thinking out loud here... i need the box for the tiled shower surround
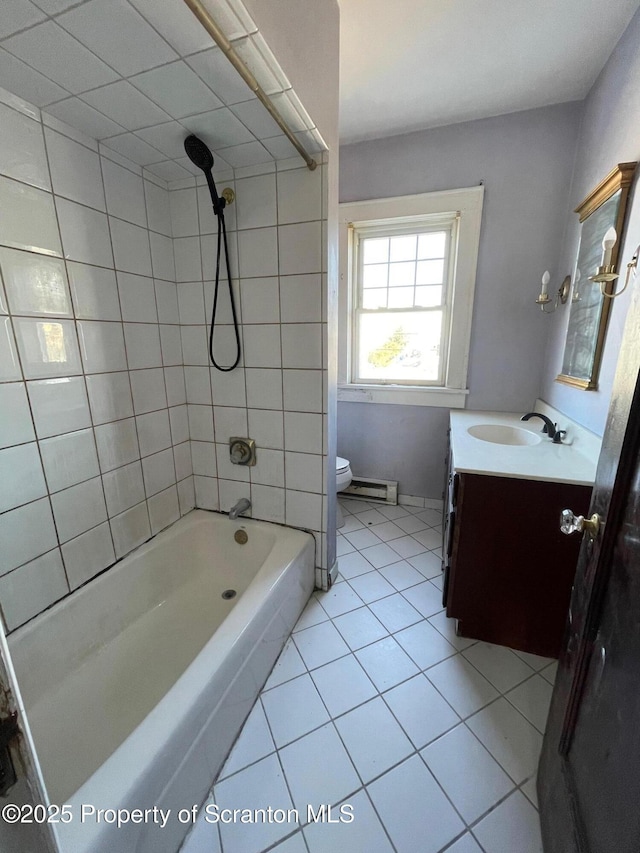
[0,88,330,632]
[169,158,329,573]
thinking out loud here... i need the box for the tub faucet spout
[229,498,251,520]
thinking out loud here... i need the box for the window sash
[350,220,457,387]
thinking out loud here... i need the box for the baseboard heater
[341,477,398,505]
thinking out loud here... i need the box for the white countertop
[450,407,600,486]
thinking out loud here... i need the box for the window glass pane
[388,287,414,308]
[416,259,444,284]
[362,288,388,309]
[418,232,446,259]
[363,237,389,264]
[415,286,443,307]
[363,263,388,288]
[389,234,417,262]
[358,311,443,383]
[388,261,415,287]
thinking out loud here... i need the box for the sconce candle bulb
[541,270,550,297]
[536,271,571,313]
[601,226,617,267]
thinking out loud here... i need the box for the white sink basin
[467,424,542,446]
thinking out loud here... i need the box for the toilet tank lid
[336,456,350,472]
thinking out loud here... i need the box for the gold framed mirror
[557,162,636,390]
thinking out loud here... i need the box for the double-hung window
[339,186,484,407]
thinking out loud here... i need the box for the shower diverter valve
[229,437,256,466]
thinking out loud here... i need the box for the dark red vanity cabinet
[442,457,592,658]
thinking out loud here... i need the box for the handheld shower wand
[183,134,240,372]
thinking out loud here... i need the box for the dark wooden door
[538,279,640,852]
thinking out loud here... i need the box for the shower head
[184,134,214,172]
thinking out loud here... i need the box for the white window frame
[339,186,484,408]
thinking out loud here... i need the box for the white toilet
[336,456,353,528]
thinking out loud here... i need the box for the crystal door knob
[560,509,601,539]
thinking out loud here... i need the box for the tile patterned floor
[182,499,556,853]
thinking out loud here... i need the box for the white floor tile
[337,550,376,579]
[426,656,499,718]
[394,620,457,670]
[269,831,308,852]
[540,661,558,685]
[332,606,388,651]
[412,528,442,550]
[348,571,396,604]
[521,776,539,809]
[402,581,444,618]
[355,636,420,691]
[293,620,350,670]
[414,508,443,527]
[335,535,355,557]
[181,799,221,853]
[466,698,543,783]
[379,560,425,591]
[430,574,444,591]
[355,508,389,526]
[367,755,465,853]
[421,724,514,823]
[443,833,483,853]
[471,790,543,853]
[383,674,460,748]
[335,697,413,783]
[344,500,378,514]
[292,596,329,632]
[369,520,406,541]
[505,675,553,733]
[342,527,382,550]
[339,514,365,533]
[315,582,363,618]
[511,649,554,671]
[279,723,360,815]
[369,593,423,633]
[394,514,429,535]
[428,611,477,651]
[261,674,329,747]
[388,535,427,559]
[264,638,307,691]
[310,654,377,718]
[219,701,275,779]
[213,754,296,853]
[407,549,442,578]
[303,789,394,853]
[462,643,536,693]
[377,504,411,521]
[360,542,403,569]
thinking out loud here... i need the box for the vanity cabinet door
[446,473,591,658]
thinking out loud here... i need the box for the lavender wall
[339,102,582,498]
[540,7,640,435]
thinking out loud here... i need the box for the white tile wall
[170,159,331,578]
[0,97,192,632]
[0,73,332,630]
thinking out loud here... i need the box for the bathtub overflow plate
[222,589,237,600]
[234,529,248,545]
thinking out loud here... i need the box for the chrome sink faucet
[229,497,251,520]
[521,412,566,444]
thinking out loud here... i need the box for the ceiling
[339,0,640,144]
[0,0,323,180]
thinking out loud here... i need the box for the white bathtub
[9,510,314,853]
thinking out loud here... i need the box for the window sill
[337,384,469,408]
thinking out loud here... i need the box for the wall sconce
[589,227,639,299]
[536,270,571,313]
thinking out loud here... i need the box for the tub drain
[222,589,237,600]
